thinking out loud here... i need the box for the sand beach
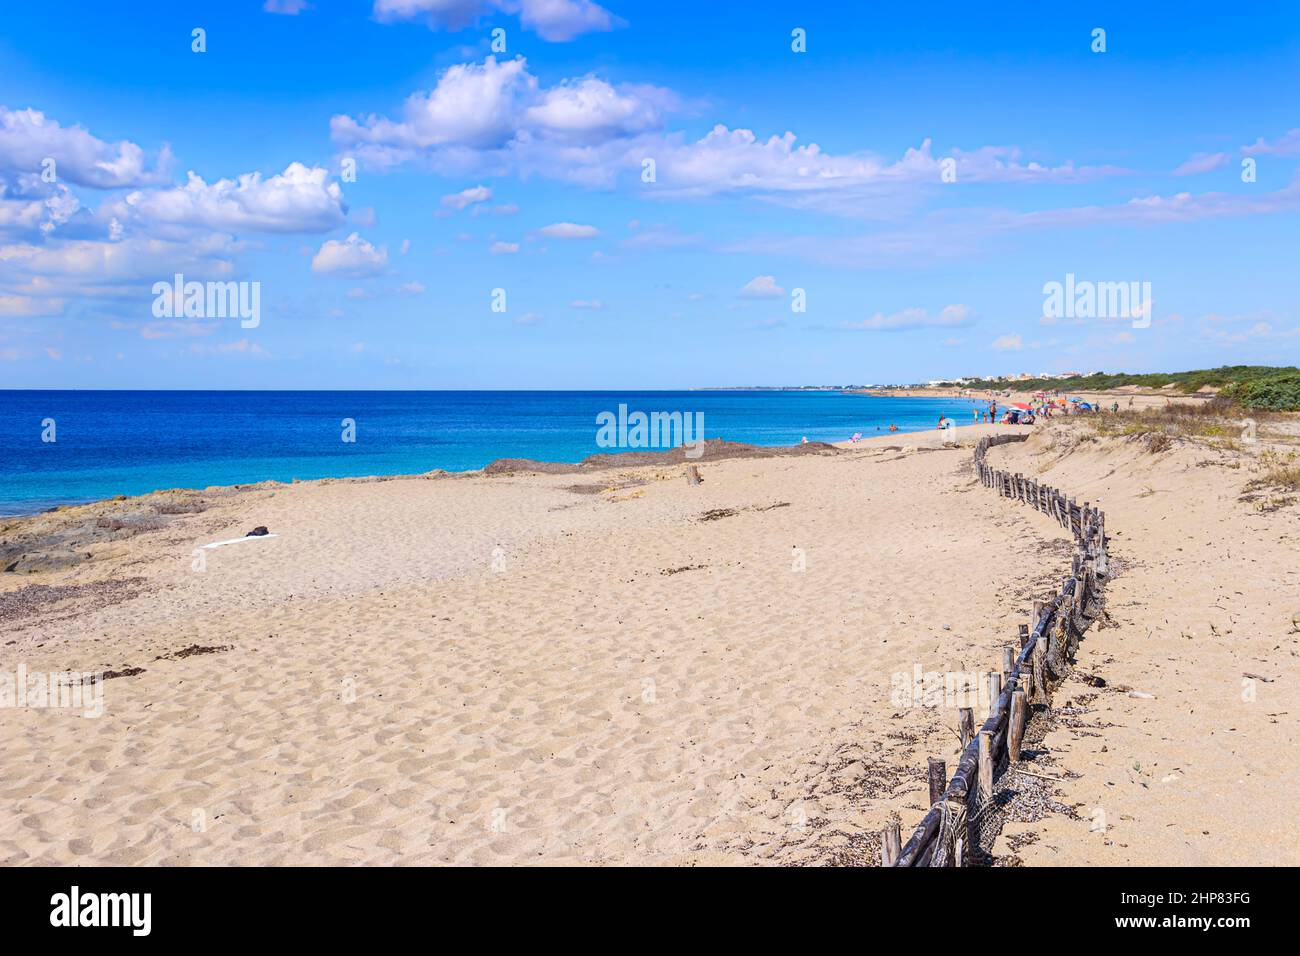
[1,416,1296,866]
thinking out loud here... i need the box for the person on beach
[889,424,898,432]
[937,414,946,429]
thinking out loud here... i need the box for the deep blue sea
[0,390,983,515]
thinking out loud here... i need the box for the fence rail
[885,432,1108,867]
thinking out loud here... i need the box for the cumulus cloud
[991,333,1023,351]
[0,235,239,285]
[0,107,172,190]
[537,221,598,238]
[120,162,347,234]
[372,0,618,42]
[441,184,491,209]
[648,131,1122,213]
[489,240,518,254]
[0,111,350,319]
[331,59,1119,211]
[331,56,672,173]
[333,57,538,155]
[738,275,783,299]
[311,232,388,276]
[522,77,665,145]
[264,0,311,12]
[844,304,974,331]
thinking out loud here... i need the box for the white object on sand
[201,534,280,550]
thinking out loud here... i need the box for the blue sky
[1,0,1297,388]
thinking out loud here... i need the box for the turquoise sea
[0,390,984,515]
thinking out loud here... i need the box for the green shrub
[976,365,1299,396]
[1223,373,1300,411]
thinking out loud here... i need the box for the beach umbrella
[1012,402,1032,410]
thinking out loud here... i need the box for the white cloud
[537,221,598,238]
[516,0,617,41]
[570,298,603,309]
[332,59,1118,211]
[723,176,1300,268]
[0,107,171,189]
[264,0,311,12]
[311,232,388,276]
[1172,152,1229,176]
[0,235,239,285]
[0,292,66,316]
[332,56,538,154]
[489,240,518,254]
[331,56,672,173]
[844,304,974,331]
[738,275,783,299]
[372,0,618,42]
[522,76,664,145]
[441,184,491,209]
[121,162,347,234]
[991,333,1023,351]
[1242,129,1300,156]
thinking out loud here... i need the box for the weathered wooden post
[685,465,702,486]
[987,672,1002,718]
[928,757,947,806]
[1032,635,1048,702]
[953,794,967,867]
[959,707,975,749]
[1018,622,1031,651]
[881,821,901,866]
[978,730,994,804]
[1008,690,1027,762]
[1002,646,1015,680]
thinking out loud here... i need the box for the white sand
[1,418,1294,865]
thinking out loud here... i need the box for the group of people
[927,395,1129,433]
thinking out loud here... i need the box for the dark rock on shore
[484,438,840,475]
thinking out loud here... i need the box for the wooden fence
[883,433,1108,867]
